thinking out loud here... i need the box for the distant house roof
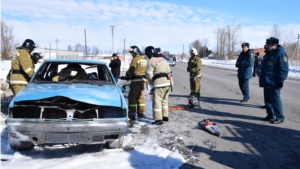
[252,48,265,56]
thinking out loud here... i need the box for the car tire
[108,134,124,149]
[8,136,34,151]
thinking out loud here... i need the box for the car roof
[44,59,107,65]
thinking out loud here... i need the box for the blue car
[5,59,128,151]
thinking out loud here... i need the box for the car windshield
[31,62,115,85]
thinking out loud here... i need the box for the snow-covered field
[1,57,299,169]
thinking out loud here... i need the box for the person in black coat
[109,53,121,83]
[235,42,254,103]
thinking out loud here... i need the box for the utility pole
[124,39,126,64]
[55,39,59,57]
[84,29,87,58]
[109,23,121,54]
[49,43,51,59]
[182,44,184,59]
[292,34,300,63]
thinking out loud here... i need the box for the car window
[31,62,114,84]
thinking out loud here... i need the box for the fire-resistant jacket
[126,54,147,82]
[259,45,289,88]
[146,57,171,88]
[187,55,202,77]
[10,49,34,85]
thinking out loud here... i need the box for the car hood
[14,83,123,107]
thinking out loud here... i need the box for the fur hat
[112,53,117,57]
[241,42,250,48]
[266,37,279,45]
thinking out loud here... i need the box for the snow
[1,57,299,169]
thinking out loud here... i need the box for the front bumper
[6,119,127,144]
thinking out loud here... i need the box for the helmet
[144,46,158,59]
[21,39,36,52]
[128,46,141,57]
[190,48,198,56]
[31,53,43,64]
[266,37,279,45]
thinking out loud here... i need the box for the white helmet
[190,48,198,55]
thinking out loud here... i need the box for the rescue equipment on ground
[200,119,220,137]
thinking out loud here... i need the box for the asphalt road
[138,62,300,169]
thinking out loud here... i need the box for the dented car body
[5,59,128,151]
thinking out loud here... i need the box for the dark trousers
[264,88,284,120]
[238,79,249,100]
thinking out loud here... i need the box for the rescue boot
[138,113,146,119]
[163,117,169,122]
[152,120,163,125]
[128,115,136,120]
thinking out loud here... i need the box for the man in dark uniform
[235,42,254,103]
[259,37,289,124]
[109,53,121,83]
[253,52,259,77]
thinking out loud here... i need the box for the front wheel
[8,136,34,151]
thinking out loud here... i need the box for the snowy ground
[1,57,299,169]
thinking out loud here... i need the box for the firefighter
[9,39,37,95]
[187,48,202,107]
[126,46,148,120]
[145,46,172,125]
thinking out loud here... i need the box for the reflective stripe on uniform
[162,106,168,109]
[137,60,147,66]
[129,103,145,107]
[153,108,162,112]
[16,52,20,56]
[9,80,28,85]
[146,71,153,74]
[153,83,170,88]
[24,67,33,73]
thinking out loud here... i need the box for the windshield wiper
[32,81,58,84]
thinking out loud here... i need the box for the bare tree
[162,51,170,58]
[67,45,73,51]
[215,27,227,58]
[226,20,241,59]
[1,21,16,60]
[269,24,283,40]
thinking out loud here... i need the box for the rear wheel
[9,136,34,151]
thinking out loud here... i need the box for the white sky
[2,0,300,54]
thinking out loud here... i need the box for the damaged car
[5,59,128,151]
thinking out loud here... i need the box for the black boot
[152,120,163,125]
[163,117,169,122]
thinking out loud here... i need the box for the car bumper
[6,119,127,144]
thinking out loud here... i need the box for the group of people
[236,37,289,124]
[123,45,202,125]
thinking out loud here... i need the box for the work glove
[277,82,283,88]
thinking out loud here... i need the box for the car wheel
[8,136,34,151]
[108,134,124,149]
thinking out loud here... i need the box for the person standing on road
[235,42,254,103]
[126,46,148,120]
[259,37,289,124]
[145,46,172,125]
[9,39,37,95]
[187,48,202,107]
[109,53,121,83]
[253,52,259,77]
[256,52,263,77]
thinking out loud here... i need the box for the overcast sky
[1,0,300,54]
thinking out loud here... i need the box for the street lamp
[110,23,121,54]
